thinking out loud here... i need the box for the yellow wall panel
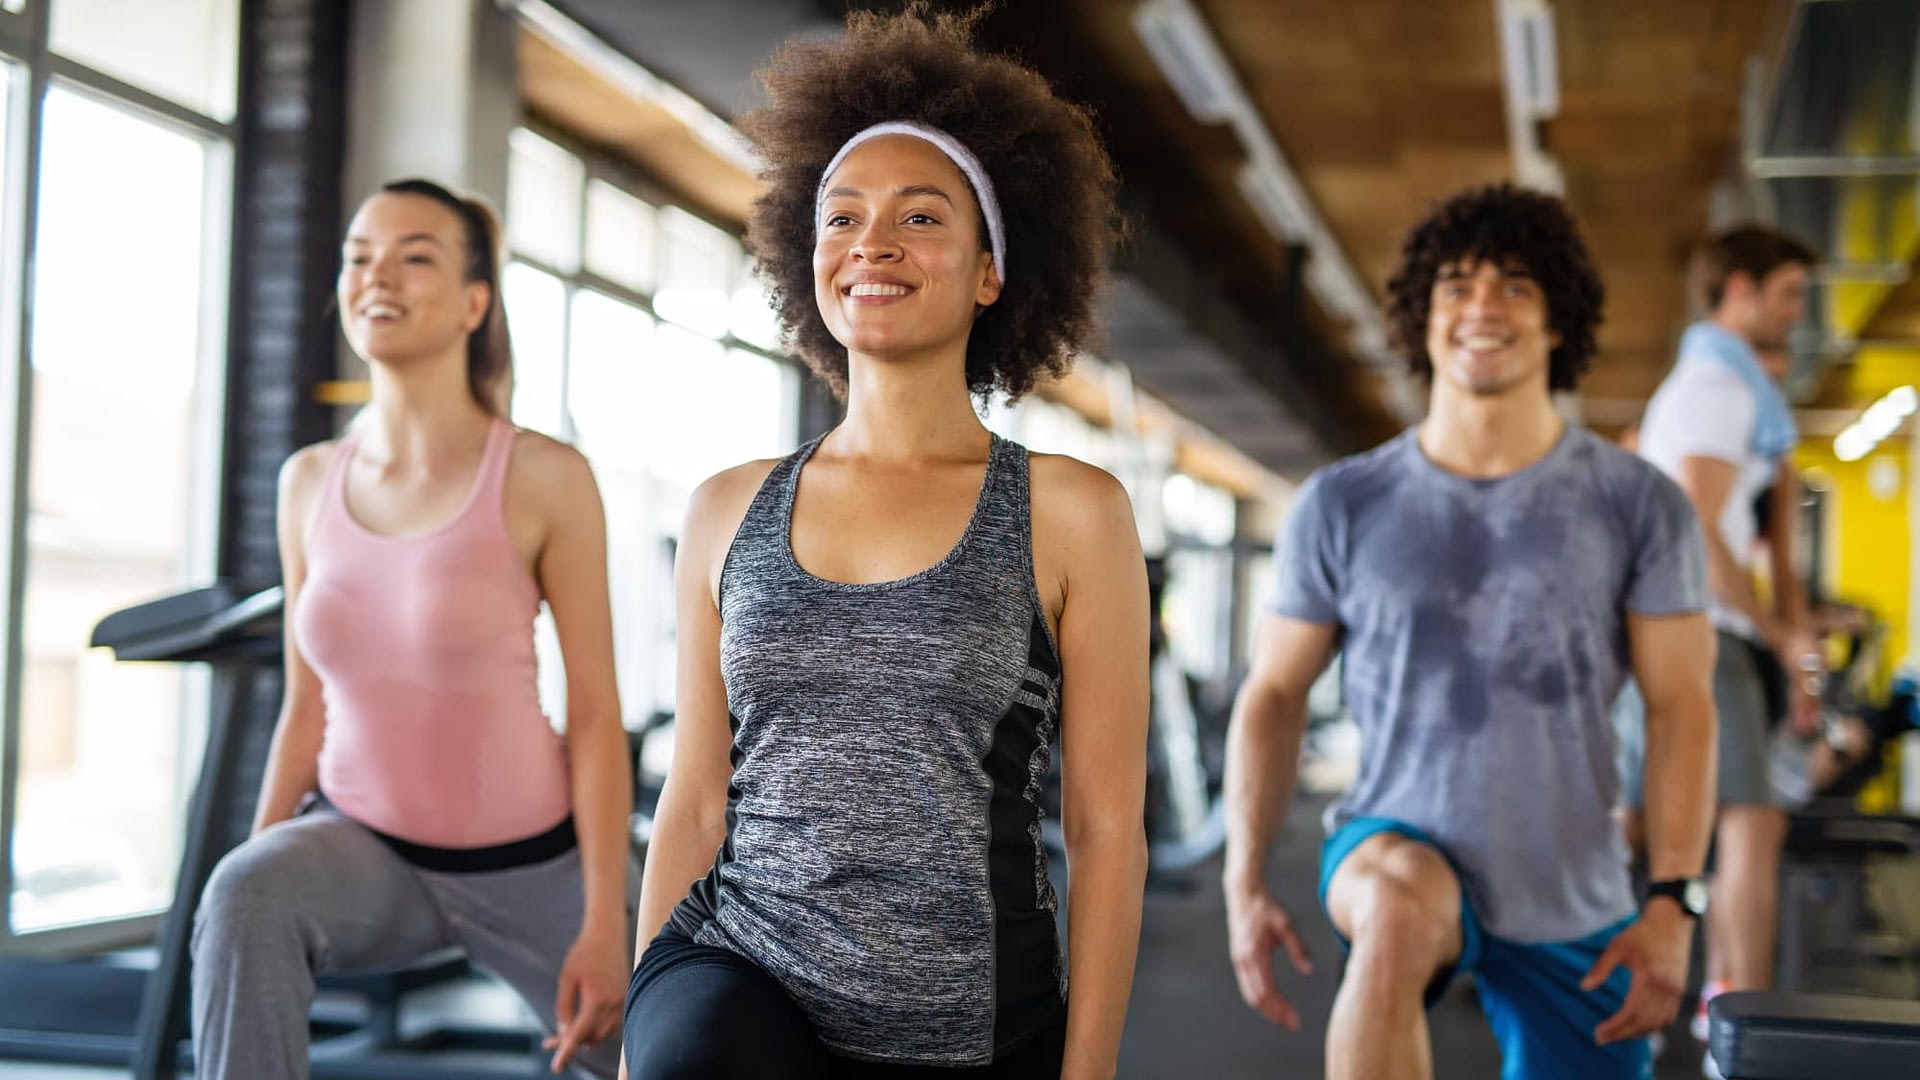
[1846,346,1920,400]
[1797,441,1910,679]
[1798,440,1912,810]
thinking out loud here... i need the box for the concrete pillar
[343,0,516,208]
[338,0,518,383]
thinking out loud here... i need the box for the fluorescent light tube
[1235,161,1311,243]
[1132,0,1238,125]
[1832,384,1917,461]
[1496,0,1564,195]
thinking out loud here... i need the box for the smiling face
[812,134,1002,366]
[1424,257,1560,400]
[337,192,490,369]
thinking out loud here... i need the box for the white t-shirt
[1638,359,1776,639]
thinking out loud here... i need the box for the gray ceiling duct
[1754,0,1920,388]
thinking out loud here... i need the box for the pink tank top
[296,417,571,848]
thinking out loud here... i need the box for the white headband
[815,121,1007,282]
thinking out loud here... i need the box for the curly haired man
[1223,184,1719,1080]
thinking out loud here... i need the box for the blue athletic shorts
[1319,817,1654,1080]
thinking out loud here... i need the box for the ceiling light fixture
[1132,0,1409,406]
[1495,0,1565,195]
[1131,0,1238,125]
[1234,160,1311,244]
[1834,384,1917,462]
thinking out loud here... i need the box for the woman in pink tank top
[189,179,634,1080]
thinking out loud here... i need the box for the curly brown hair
[1383,183,1605,392]
[740,3,1122,401]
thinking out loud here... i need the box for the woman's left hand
[544,920,630,1074]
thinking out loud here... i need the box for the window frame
[508,122,795,391]
[504,121,802,726]
[0,0,238,955]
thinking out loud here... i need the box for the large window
[49,0,238,120]
[986,391,1242,681]
[985,393,1122,475]
[1,1,237,947]
[1160,473,1237,682]
[504,128,799,724]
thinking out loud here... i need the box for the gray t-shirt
[1270,426,1708,942]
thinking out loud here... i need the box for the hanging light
[1833,384,1918,462]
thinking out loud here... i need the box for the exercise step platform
[1708,990,1920,1079]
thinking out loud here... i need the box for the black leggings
[622,928,1068,1079]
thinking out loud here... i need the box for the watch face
[1683,879,1709,916]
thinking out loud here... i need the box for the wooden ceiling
[530,0,1803,453]
[518,30,759,227]
[1551,0,1792,403]
[1207,0,1513,297]
[979,0,1792,433]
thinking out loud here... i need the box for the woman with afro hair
[621,7,1147,1079]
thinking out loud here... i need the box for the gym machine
[0,582,549,1078]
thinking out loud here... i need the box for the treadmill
[0,582,546,1078]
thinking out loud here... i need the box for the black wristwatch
[1646,878,1709,919]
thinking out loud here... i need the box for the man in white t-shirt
[1636,223,1818,1063]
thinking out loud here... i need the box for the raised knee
[193,841,299,949]
[1346,876,1455,976]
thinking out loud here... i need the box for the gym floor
[0,797,1711,1078]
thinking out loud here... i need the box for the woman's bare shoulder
[508,426,590,476]
[279,439,341,499]
[1027,451,1133,526]
[684,457,785,547]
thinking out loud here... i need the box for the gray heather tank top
[667,431,1067,1066]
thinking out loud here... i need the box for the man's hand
[545,921,628,1074]
[1225,880,1314,1031]
[1583,901,1694,1045]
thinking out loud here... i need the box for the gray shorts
[1714,629,1787,806]
[1613,630,1785,810]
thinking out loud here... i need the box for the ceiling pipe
[1130,0,1416,419]
[1750,154,1920,178]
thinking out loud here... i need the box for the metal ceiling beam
[1814,261,1911,285]
[1750,154,1920,178]
[1118,224,1378,461]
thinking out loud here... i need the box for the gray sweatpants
[190,809,633,1080]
